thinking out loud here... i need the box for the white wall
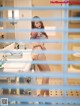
[14,0,32,39]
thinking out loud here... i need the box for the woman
[30,16,50,96]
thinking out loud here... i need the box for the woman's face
[34,21,41,28]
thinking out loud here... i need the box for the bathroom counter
[3,49,32,72]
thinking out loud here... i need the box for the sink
[5,52,23,59]
[3,49,32,72]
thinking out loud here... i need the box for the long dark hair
[31,16,48,38]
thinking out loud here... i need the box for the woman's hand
[32,54,38,60]
[33,42,40,47]
[31,32,38,38]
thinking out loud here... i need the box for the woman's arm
[31,32,47,49]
